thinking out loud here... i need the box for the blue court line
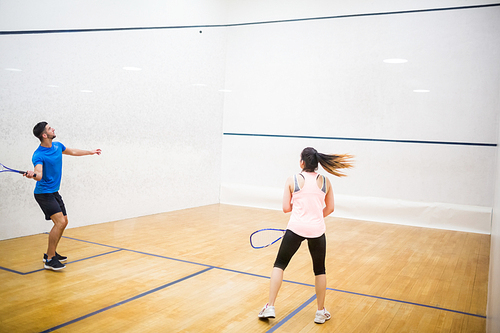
[215,267,487,319]
[1,3,499,35]
[56,236,490,319]
[124,249,213,268]
[3,234,485,323]
[0,249,122,275]
[266,295,317,333]
[39,267,213,333]
[58,235,123,250]
[223,132,497,147]
[326,287,487,319]
[0,266,25,275]
[60,235,214,268]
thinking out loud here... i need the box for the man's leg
[47,212,68,259]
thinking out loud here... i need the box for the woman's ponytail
[316,152,354,177]
[301,147,354,177]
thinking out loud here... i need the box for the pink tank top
[287,172,326,238]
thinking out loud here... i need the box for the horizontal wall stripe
[1,3,499,35]
[223,132,497,147]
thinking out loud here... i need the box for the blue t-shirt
[32,142,66,194]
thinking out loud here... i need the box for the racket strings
[0,163,24,174]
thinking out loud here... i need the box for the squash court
[1,2,499,332]
[0,204,488,332]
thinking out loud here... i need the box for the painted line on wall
[1,3,499,35]
[223,132,497,147]
[38,267,213,333]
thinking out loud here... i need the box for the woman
[258,147,353,324]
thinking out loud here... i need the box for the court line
[265,295,317,333]
[6,234,485,320]
[0,266,25,275]
[223,264,489,319]
[124,248,213,268]
[60,235,214,268]
[61,235,488,319]
[223,132,497,147]
[39,267,213,333]
[327,287,487,319]
[1,3,499,35]
[57,235,124,250]
[0,249,122,275]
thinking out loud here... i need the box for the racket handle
[22,171,37,178]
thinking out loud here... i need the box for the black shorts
[34,192,67,220]
[274,230,326,276]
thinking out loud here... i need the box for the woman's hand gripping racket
[0,163,36,177]
[250,228,286,249]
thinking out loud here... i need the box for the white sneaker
[258,304,275,319]
[314,308,331,324]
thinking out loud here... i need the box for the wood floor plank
[0,204,489,332]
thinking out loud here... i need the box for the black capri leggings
[273,229,326,276]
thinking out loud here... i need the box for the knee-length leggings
[273,229,326,276]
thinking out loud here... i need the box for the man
[25,122,101,271]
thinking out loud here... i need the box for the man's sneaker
[314,308,331,324]
[43,252,67,263]
[44,257,66,271]
[258,304,275,319]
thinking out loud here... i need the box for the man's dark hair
[33,121,48,140]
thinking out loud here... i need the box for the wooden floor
[0,204,490,332]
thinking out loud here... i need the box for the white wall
[0,4,497,235]
[0,0,228,30]
[487,94,500,333]
[220,3,500,234]
[224,0,500,24]
[1,0,498,329]
[0,1,228,239]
